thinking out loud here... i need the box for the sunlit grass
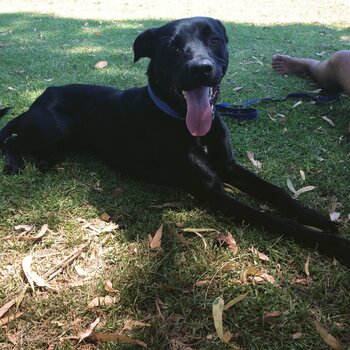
[0,6,349,350]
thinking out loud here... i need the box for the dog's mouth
[177,85,219,136]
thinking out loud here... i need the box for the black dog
[0,17,349,266]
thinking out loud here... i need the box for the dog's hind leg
[0,108,74,174]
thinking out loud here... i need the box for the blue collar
[147,85,186,120]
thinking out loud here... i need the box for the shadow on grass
[0,12,350,349]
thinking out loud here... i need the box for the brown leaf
[253,272,275,284]
[304,255,310,277]
[148,224,163,249]
[0,300,15,318]
[212,297,242,349]
[330,212,341,222]
[215,233,238,255]
[18,223,48,241]
[321,115,335,127]
[287,179,297,194]
[104,280,117,293]
[87,296,116,309]
[220,262,237,271]
[250,246,269,262]
[224,292,248,311]
[0,312,24,326]
[150,201,184,209]
[263,311,281,323]
[7,333,17,345]
[292,332,303,340]
[314,320,343,350]
[247,151,262,168]
[78,317,100,343]
[121,318,151,332]
[74,265,87,276]
[14,224,33,233]
[91,332,147,347]
[182,227,218,233]
[22,255,58,291]
[169,338,193,350]
[100,212,110,222]
[95,60,108,69]
[194,279,210,287]
[294,186,316,199]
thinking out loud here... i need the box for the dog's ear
[133,28,158,62]
[215,19,228,43]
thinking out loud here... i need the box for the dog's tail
[0,107,10,118]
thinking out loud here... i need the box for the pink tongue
[184,87,212,136]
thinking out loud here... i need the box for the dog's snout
[190,58,214,76]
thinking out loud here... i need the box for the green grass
[0,12,349,350]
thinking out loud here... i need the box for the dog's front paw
[3,163,21,175]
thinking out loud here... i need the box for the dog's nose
[190,59,214,76]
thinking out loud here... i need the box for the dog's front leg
[205,116,336,233]
[183,148,350,266]
[218,161,337,233]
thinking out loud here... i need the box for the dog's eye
[210,37,220,45]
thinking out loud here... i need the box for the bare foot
[272,54,320,75]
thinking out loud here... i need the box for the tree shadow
[0,12,349,349]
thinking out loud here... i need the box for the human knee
[327,50,350,71]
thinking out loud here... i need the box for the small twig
[44,243,89,281]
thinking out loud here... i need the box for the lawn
[0,1,349,349]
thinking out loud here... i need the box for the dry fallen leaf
[250,246,270,262]
[212,297,241,349]
[321,115,335,127]
[150,201,184,209]
[304,255,310,278]
[221,262,237,271]
[14,224,33,233]
[17,224,48,241]
[194,279,210,287]
[253,272,275,284]
[74,265,87,277]
[292,332,303,340]
[287,179,297,194]
[87,296,116,309]
[314,320,343,350]
[148,224,163,249]
[0,312,24,326]
[294,186,316,199]
[121,318,151,332]
[91,332,147,347]
[95,60,108,69]
[215,233,238,255]
[0,300,15,318]
[100,212,110,222]
[292,101,302,108]
[104,280,117,293]
[263,311,281,323]
[241,267,275,284]
[300,170,306,181]
[7,333,17,345]
[22,255,58,291]
[330,212,341,222]
[78,317,100,343]
[224,292,248,311]
[247,151,262,168]
[182,227,218,233]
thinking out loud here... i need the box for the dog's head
[133,17,229,136]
